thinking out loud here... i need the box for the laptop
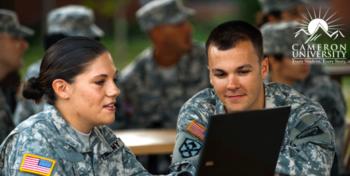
[197,106,291,176]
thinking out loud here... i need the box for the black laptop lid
[197,106,291,176]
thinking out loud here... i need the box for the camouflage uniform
[0,9,33,142]
[170,83,335,175]
[262,21,347,173]
[14,5,104,125]
[0,90,14,143]
[118,44,209,129]
[293,69,347,174]
[0,105,151,176]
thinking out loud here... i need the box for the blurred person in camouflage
[258,1,347,175]
[0,9,33,142]
[171,20,335,176]
[14,5,104,125]
[117,0,209,129]
[261,21,347,175]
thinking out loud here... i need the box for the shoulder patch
[20,153,56,176]
[296,126,324,139]
[179,138,202,158]
[186,120,206,141]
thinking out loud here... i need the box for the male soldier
[170,20,335,175]
[261,21,347,175]
[14,5,104,125]
[0,9,33,142]
[117,0,209,129]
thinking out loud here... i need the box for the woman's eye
[95,80,105,85]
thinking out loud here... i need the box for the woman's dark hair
[23,36,107,104]
[43,33,101,50]
[205,20,263,61]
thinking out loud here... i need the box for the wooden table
[114,129,176,155]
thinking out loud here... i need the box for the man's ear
[52,79,71,100]
[261,56,269,79]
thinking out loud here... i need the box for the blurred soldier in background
[261,21,347,175]
[117,0,209,129]
[14,5,104,125]
[0,9,33,142]
[116,0,209,173]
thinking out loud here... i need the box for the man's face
[151,21,193,53]
[0,33,28,71]
[208,40,268,113]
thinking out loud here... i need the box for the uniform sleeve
[121,145,152,176]
[1,133,69,176]
[276,112,335,175]
[0,109,14,143]
[309,80,346,133]
[169,104,207,176]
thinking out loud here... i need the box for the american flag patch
[20,153,56,176]
[186,120,206,141]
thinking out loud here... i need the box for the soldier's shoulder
[9,111,55,140]
[119,48,153,81]
[268,83,311,103]
[178,88,216,126]
[191,42,205,52]
[182,88,216,108]
[24,59,42,80]
[0,112,56,153]
[267,83,325,117]
[188,42,206,59]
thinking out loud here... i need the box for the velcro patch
[297,126,324,139]
[186,120,206,141]
[20,153,56,176]
[179,138,202,158]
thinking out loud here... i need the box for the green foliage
[82,0,128,17]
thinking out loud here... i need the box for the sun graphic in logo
[295,7,345,43]
[308,18,328,34]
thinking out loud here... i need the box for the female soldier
[0,37,151,175]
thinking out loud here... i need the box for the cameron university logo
[292,7,348,64]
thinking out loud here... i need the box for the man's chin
[225,104,247,113]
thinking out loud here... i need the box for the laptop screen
[197,106,291,176]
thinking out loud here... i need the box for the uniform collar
[212,83,279,113]
[47,105,114,155]
[265,83,283,109]
[211,89,226,114]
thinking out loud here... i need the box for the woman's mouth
[103,103,116,112]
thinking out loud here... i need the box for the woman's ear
[52,79,71,100]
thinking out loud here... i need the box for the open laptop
[197,106,291,176]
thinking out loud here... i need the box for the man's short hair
[205,20,264,61]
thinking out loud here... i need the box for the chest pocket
[97,139,126,176]
[53,146,91,175]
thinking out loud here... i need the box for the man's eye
[238,70,251,75]
[214,72,226,78]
